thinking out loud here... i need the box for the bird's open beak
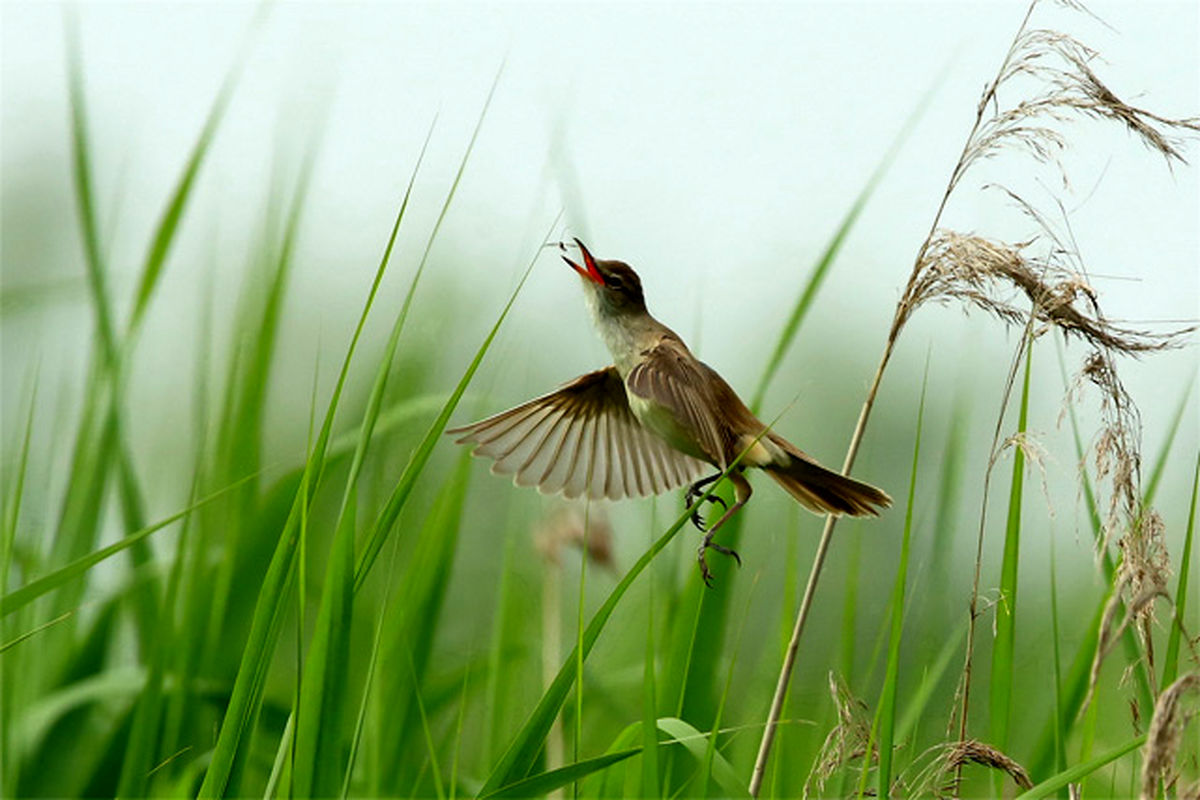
[562,238,604,285]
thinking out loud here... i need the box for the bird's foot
[697,531,741,588]
[685,488,727,531]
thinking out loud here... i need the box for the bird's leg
[685,472,728,531]
[698,472,752,587]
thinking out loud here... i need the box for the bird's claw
[697,534,741,588]
[686,491,727,532]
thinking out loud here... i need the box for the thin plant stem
[748,4,1039,795]
[955,317,1037,795]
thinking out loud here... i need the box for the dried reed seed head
[1141,672,1200,800]
[907,231,1190,356]
[1066,349,1173,606]
[803,673,875,799]
[916,738,1033,797]
[947,739,1034,791]
[1083,579,1170,714]
[1120,509,1171,608]
[533,506,614,571]
[964,22,1199,178]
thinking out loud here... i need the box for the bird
[449,239,891,585]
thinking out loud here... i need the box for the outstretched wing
[448,367,708,501]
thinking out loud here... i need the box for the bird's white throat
[584,288,656,378]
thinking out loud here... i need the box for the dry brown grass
[803,673,876,799]
[1141,672,1200,799]
[752,1,1199,794]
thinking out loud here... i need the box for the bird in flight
[449,239,891,584]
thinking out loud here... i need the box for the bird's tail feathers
[763,433,891,517]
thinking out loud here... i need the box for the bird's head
[561,238,647,317]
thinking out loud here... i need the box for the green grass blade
[1,476,252,616]
[409,650,446,800]
[668,89,935,740]
[641,558,660,798]
[197,143,417,800]
[1014,735,1145,800]
[1029,355,1154,777]
[927,397,968,597]
[1162,452,1198,688]
[126,11,263,333]
[655,717,750,800]
[481,750,641,799]
[874,364,927,797]
[340,539,398,800]
[2,373,38,588]
[115,471,205,798]
[698,586,754,799]
[1048,533,1066,777]
[65,16,118,369]
[197,155,315,692]
[479,467,743,794]
[482,523,519,767]
[290,116,435,800]
[370,452,472,792]
[1144,381,1193,505]
[352,215,548,592]
[662,84,934,742]
[0,612,73,656]
[749,85,932,410]
[347,72,506,590]
[894,621,966,746]
[991,340,1033,757]
[291,492,356,797]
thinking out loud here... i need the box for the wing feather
[450,367,706,501]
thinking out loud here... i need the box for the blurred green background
[2,2,1197,797]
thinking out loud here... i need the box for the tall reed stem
[748,6,1038,795]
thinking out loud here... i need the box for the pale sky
[3,2,1197,489]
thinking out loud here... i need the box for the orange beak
[562,238,603,285]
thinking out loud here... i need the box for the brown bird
[449,239,891,584]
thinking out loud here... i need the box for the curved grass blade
[1,474,253,616]
[352,210,547,591]
[655,717,749,799]
[482,750,640,799]
[200,135,321,674]
[749,79,935,411]
[63,17,156,643]
[350,65,507,589]
[1014,735,1145,800]
[126,7,266,334]
[0,612,73,656]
